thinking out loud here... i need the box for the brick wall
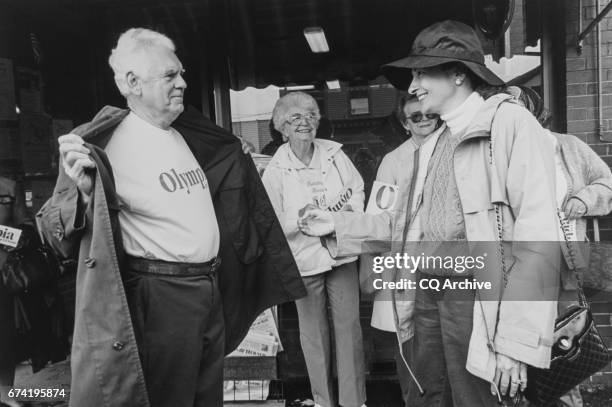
[566,0,612,386]
[565,0,612,240]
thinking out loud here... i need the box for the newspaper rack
[223,308,284,405]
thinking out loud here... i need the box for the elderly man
[37,28,305,407]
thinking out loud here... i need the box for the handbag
[1,223,59,293]
[522,211,611,406]
[581,218,612,291]
[481,134,610,406]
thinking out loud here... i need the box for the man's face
[402,100,439,138]
[136,46,187,124]
[408,66,456,115]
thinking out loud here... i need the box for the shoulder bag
[481,132,610,406]
[523,211,611,406]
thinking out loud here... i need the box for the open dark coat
[37,106,306,407]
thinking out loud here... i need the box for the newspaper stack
[224,308,282,401]
[228,308,282,357]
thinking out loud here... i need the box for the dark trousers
[408,276,497,407]
[123,268,225,407]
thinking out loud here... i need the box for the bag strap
[491,136,507,343]
[557,211,588,307]
[475,137,506,355]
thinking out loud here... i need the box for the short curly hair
[271,92,320,132]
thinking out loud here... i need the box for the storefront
[2,0,612,390]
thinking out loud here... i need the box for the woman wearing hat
[299,21,560,406]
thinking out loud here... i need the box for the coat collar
[72,105,241,199]
[74,105,239,158]
[458,93,516,143]
[268,139,344,170]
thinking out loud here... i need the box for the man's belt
[126,256,221,277]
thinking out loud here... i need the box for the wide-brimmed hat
[381,20,504,90]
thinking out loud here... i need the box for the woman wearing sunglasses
[262,92,367,407]
[358,92,447,407]
[299,21,560,407]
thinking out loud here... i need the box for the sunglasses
[407,112,439,123]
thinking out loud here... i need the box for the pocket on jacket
[462,199,494,215]
[218,186,262,264]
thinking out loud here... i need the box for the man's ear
[125,71,142,95]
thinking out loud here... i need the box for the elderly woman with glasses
[262,92,367,407]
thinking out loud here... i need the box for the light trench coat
[356,125,446,338]
[36,106,306,406]
[326,94,560,382]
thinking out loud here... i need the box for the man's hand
[58,134,95,203]
[297,205,335,236]
[491,353,527,400]
[564,198,587,219]
[240,138,255,154]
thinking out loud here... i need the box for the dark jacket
[37,106,306,407]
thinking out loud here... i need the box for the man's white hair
[108,28,175,96]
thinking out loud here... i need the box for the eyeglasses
[407,112,439,123]
[286,112,320,125]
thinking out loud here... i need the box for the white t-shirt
[105,112,219,262]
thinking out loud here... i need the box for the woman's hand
[297,205,335,236]
[564,198,587,219]
[491,353,527,400]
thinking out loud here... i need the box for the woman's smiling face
[408,66,457,115]
[281,106,320,145]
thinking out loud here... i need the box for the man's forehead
[142,46,182,71]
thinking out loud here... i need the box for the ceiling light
[286,84,315,91]
[326,80,340,90]
[303,27,329,53]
